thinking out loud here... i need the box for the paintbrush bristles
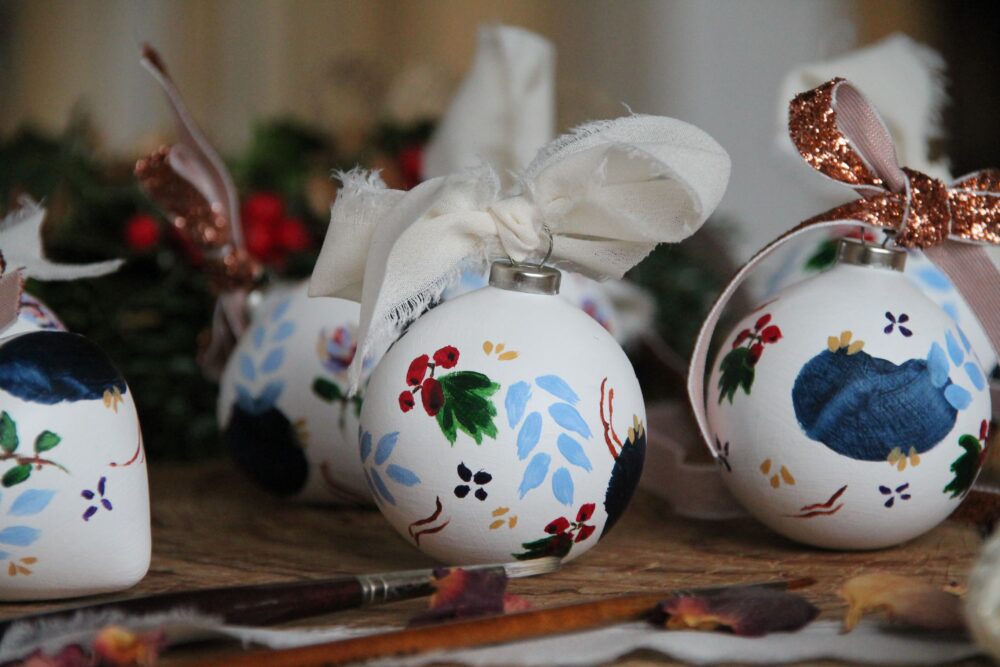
[501,557,561,579]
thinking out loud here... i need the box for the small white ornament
[708,240,991,549]
[0,330,149,600]
[217,281,369,504]
[5,292,67,337]
[361,264,645,564]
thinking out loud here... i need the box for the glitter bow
[135,44,262,379]
[688,77,1000,460]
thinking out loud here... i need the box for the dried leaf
[410,567,530,626]
[839,572,965,633]
[657,587,818,637]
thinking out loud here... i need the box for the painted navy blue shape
[225,402,308,497]
[602,425,646,538]
[0,332,127,404]
[792,348,957,460]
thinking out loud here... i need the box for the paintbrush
[0,557,560,642]
[191,577,816,667]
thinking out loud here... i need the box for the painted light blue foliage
[536,375,579,404]
[272,321,295,343]
[516,412,542,460]
[239,354,256,382]
[0,526,40,547]
[359,430,419,506]
[369,469,395,505]
[236,384,285,414]
[928,343,950,388]
[257,382,284,410]
[271,298,292,322]
[966,362,986,391]
[374,432,399,465]
[942,302,960,321]
[945,385,972,410]
[946,330,964,365]
[252,325,266,350]
[386,464,420,486]
[260,348,286,374]
[551,467,574,506]
[505,382,532,429]
[519,453,550,498]
[958,326,972,352]
[549,403,591,438]
[8,489,56,516]
[915,265,953,291]
[557,434,593,472]
[235,298,296,410]
[360,431,372,462]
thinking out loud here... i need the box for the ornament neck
[835,238,906,272]
[488,261,561,295]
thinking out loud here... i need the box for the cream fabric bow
[310,114,731,391]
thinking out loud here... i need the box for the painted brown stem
[0,453,68,473]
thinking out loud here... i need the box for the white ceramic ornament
[361,263,645,564]
[6,292,67,337]
[217,281,369,504]
[707,240,991,549]
[0,329,150,600]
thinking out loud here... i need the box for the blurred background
[0,0,996,459]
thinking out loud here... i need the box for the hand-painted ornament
[217,282,369,504]
[707,240,991,549]
[361,263,645,563]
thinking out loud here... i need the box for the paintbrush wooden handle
[190,593,668,667]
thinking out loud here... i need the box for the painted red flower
[732,329,751,349]
[399,390,415,412]
[407,354,430,386]
[421,378,445,416]
[576,503,596,522]
[760,325,782,344]
[748,343,764,366]
[433,345,460,369]
[575,524,596,543]
[545,517,570,534]
[754,314,771,330]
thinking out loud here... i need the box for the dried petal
[839,572,965,633]
[410,568,509,626]
[92,625,165,666]
[658,587,818,637]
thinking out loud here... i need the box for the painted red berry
[433,345,460,369]
[575,524,596,543]
[748,343,764,366]
[577,503,596,522]
[421,378,444,416]
[732,329,751,348]
[754,314,771,330]
[545,517,571,534]
[406,354,430,386]
[760,325,782,344]
[981,419,990,442]
[398,390,415,412]
[124,214,161,251]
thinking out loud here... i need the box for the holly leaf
[0,412,18,453]
[34,430,61,453]
[943,434,982,498]
[312,377,343,403]
[2,464,31,487]
[436,372,500,445]
[805,238,838,272]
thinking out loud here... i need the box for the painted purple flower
[81,476,113,521]
[317,326,357,374]
[878,482,911,508]
[884,312,913,337]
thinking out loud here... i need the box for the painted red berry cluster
[514,502,598,560]
[732,314,783,365]
[399,346,460,417]
[546,502,597,543]
[718,313,783,404]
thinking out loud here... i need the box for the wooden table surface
[0,462,990,666]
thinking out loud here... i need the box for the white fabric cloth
[0,198,122,280]
[423,25,555,185]
[310,115,731,391]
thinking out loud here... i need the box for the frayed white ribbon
[310,114,730,392]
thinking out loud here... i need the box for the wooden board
[0,462,990,665]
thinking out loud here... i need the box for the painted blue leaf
[370,469,396,505]
[251,325,266,350]
[945,330,965,366]
[549,403,592,438]
[957,326,972,352]
[260,348,286,374]
[535,375,579,404]
[375,432,400,465]
[236,385,255,412]
[360,431,372,462]
[386,464,421,486]
[945,384,972,411]
[0,526,40,546]
[271,321,295,342]
[259,381,285,407]
[505,381,532,428]
[238,354,256,382]
[516,412,542,460]
[557,434,593,471]
[927,343,949,388]
[965,362,986,391]
[942,302,959,321]
[271,299,292,322]
[9,489,56,516]
[551,467,574,506]
[915,266,952,291]
[519,453,550,498]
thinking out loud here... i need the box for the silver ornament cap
[836,237,906,272]
[488,261,561,295]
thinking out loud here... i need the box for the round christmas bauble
[0,330,150,600]
[360,263,646,564]
[217,281,369,504]
[708,240,991,549]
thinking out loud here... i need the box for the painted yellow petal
[781,466,796,485]
[509,516,518,528]
[847,340,865,355]
[498,351,519,361]
[21,557,36,564]
[828,336,840,352]
[483,341,493,355]
[840,330,853,346]
[760,459,772,474]
[489,520,505,530]
[492,506,509,517]
[496,343,505,353]
[770,475,781,488]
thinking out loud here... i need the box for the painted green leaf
[436,371,500,445]
[0,412,18,453]
[312,378,343,402]
[718,347,753,404]
[2,464,31,487]
[34,430,61,453]
[513,534,573,561]
[943,434,982,498]
[805,238,838,272]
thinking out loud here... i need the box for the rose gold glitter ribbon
[688,78,1000,458]
[135,44,262,380]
